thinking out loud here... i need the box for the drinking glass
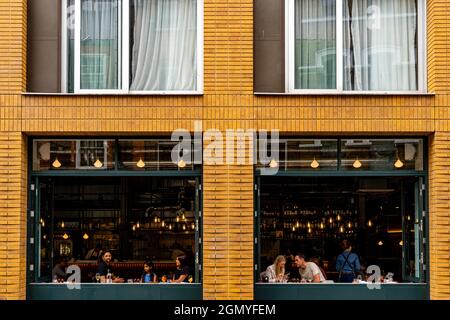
[95,273,101,283]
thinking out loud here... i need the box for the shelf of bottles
[261,205,358,240]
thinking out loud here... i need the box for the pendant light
[367,219,373,227]
[320,222,324,229]
[347,221,352,229]
[132,225,136,231]
[353,157,362,169]
[169,224,172,230]
[137,158,146,168]
[61,221,65,229]
[339,226,344,233]
[378,240,384,246]
[269,159,278,168]
[177,159,186,168]
[94,158,103,168]
[310,157,320,169]
[394,158,404,169]
[136,221,140,229]
[182,224,186,231]
[292,226,296,232]
[52,158,62,168]
[337,214,341,221]
[176,216,180,223]
[83,233,89,240]
[191,223,195,230]
[399,240,403,246]
[162,221,165,228]
[182,213,186,221]
[62,233,69,240]
[296,221,300,228]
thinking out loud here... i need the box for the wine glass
[95,273,100,283]
[188,275,193,283]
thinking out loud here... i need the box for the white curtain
[80,0,120,90]
[131,0,197,91]
[295,0,336,89]
[344,0,417,91]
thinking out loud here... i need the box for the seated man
[52,256,68,282]
[294,253,326,283]
[96,250,124,283]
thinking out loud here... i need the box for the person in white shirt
[265,255,287,283]
[294,253,326,283]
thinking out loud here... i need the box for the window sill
[22,91,204,96]
[254,91,435,96]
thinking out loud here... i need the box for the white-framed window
[286,0,426,94]
[62,0,204,94]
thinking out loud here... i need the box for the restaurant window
[255,138,426,285]
[286,0,426,93]
[60,0,202,93]
[29,139,201,284]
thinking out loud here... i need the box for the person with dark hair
[310,256,327,280]
[141,260,157,283]
[96,250,124,283]
[336,239,361,283]
[294,253,325,283]
[85,243,103,260]
[52,256,68,282]
[173,255,190,283]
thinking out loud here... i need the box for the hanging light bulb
[339,226,344,233]
[94,158,103,168]
[40,218,45,227]
[329,217,333,224]
[191,223,195,230]
[137,158,146,168]
[132,225,136,231]
[61,221,65,229]
[62,233,69,240]
[136,221,140,229]
[269,159,278,168]
[308,227,312,234]
[367,219,373,227]
[182,213,186,220]
[296,221,300,228]
[337,214,341,221]
[162,221,165,227]
[399,240,403,246]
[320,222,325,229]
[169,224,172,230]
[43,234,47,240]
[307,222,311,228]
[310,157,320,169]
[292,226,296,232]
[378,240,384,246]
[176,216,180,223]
[347,221,352,229]
[154,216,158,223]
[353,158,362,169]
[394,158,404,169]
[52,158,62,168]
[182,224,186,231]
[83,233,89,240]
[177,159,186,168]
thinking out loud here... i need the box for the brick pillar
[0,132,27,300]
[429,133,450,300]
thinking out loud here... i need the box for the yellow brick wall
[0,0,449,300]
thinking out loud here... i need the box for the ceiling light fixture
[269,159,278,168]
[52,158,62,168]
[137,158,146,168]
[353,158,362,169]
[94,158,103,168]
[310,157,320,169]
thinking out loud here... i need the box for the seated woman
[172,255,190,283]
[141,260,158,283]
[265,255,287,283]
